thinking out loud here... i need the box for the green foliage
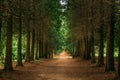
[45,0,64,53]
[12,34,26,60]
[48,15,71,53]
[114,3,120,48]
[0,27,6,64]
[12,35,18,60]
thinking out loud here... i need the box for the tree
[25,29,31,62]
[30,0,36,61]
[4,0,13,71]
[16,0,23,66]
[105,0,115,72]
[91,31,96,63]
[97,0,104,67]
[117,0,120,77]
[118,26,120,76]
[31,30,35,61]
[24,0,33,62]
[118,28,120,78]
[0,0,3,57]
[90,0,96,63]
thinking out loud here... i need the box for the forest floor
[0,51,117,80]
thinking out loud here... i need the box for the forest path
[0,53,115,80]
[33,59,115,80]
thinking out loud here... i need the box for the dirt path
[0,58,116,80]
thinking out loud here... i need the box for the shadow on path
[0,56,116,80]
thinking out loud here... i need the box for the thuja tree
[4,0,13,71]
[67,0,98,60]
[105,0,115,72]
[97,0,106,67]
[17,0,23,66]
[0,0,3,59]
[116,0,120,77]
[67,0,120,73]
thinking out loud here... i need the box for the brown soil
[0,52,117,80]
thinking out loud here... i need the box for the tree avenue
[0,0,120,79]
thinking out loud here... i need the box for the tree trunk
[97,0,104,67]
[42,36,45,58]
[35,32,39,60]
[0,0,2,40]
[30,30,35,61]
[45,41,48,58]
[0,17,1,55]
[25,30,31,62]
[4,1,13,70]
[105,0,115,71]
[91,31,96,63]
[75,40,80,57]
[35,39,39,60]
[0,0,2,59]
[83,36,91,60]
[47,46,50,59]
[97,26,104,66]
[118,42,120,77]
[118,18,120,77]
[16,0,23,66]
[39,40,42,58]
[41,38,44,58]
[72,43,75,57]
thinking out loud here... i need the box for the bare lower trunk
[35,39,39,60]
[4,10,13,71]
[97,0,104,67]
[25,31,31,62]
[75,40,80,57]
[105,2,115,71]
[118,46,120,76]
[39,40,42,58]
[16,0,23,66]
[97,25,104,67]
[31,30,35,61]
[83,37,91,60]
[118,20,120,77]
[91,31,96,63]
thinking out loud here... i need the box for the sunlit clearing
[53,49,72,59]
[60,0,67,6]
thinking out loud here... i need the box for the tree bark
[16,0,23,66]
[91,31,96,63]
[97,0,104,67]
[35,39,39,60]
[118,15,120,76]
[25,30,31,62]
[35,32,39,60]
[118,39,120,76]
[0,0,2,39]
[83,36,91,60]
[30,30,35,61]
[4,0,13,70]
[97,26,104,66]
[0,0,3,57]
[75,40,80,57]
[39,40,42,58]
[105,0,115,71]
[46,42,48,58]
